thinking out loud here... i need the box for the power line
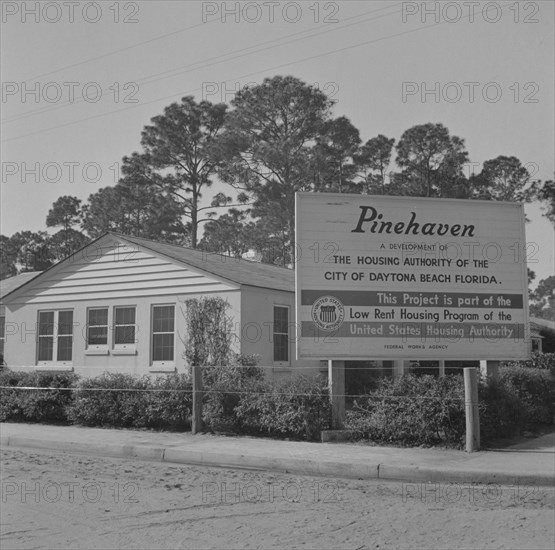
[2,4,403,124]
[2,3,500,144]
[19,19,222,84]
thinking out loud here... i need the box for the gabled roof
[530,316,555,333]
[0,271,42,301]
[109,233,295,293]
[0,233,295,303]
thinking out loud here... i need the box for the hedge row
[68,372,193,430]
[345,364,554,447]
[0,371,193,431]
[345,374,466,446]
[0,367,332,440]
[199,365,331,440]
[0,371,78,424]
[1,354,553,445]
[502,352,555,375]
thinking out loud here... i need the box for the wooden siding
[8,240,238,305]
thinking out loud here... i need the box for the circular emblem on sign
[311,295,345,332]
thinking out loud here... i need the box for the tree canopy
[213,75,334,263]
[2,74,550,280]
[529,276,555,321]
[529,177,555,226]
[82,178,186,243]
[394,122,470,198]
[131,96,229,248]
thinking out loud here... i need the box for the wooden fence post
[192,364,203,434]
[328,359,345,430]
[464,367,480,452]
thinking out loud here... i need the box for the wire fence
[0,385,466,402]
[0,362,480,371]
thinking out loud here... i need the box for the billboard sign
[295,193,530,360]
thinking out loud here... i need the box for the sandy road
[1,447,554,550]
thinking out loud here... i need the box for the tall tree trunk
[191,189,198,248]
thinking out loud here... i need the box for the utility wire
[2,1,481,143]
[0,385,466,401]
[2,4,403,124]
[18,18,222,84]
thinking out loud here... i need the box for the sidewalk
[1,422,554,486]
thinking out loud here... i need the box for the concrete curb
[2,435,554,486]
[377,463,555,486]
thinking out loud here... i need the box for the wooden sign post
[464,367,480,452]
[328,360,345,430]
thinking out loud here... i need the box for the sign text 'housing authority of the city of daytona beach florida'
[294,193,531,360]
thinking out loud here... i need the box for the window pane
[88,327,108,345]
[274,334,288,362]
[57,336,72,361]
[153,333,174,361]
[39,312,54,336]
[153,306,174,333]
[115,307,135,325]
[38,337,53,361]
[58,311,73,336]
[274,307,288,334]
[115,325,135,345]
[88,309,108,326]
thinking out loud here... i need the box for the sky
[1,0,554,286]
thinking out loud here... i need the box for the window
[114,307,136,346]
[87,308,108,348]
[37,310,73,364]
[0,315,5,360]
[152,305,175,363]
[273,306,289,364]
[85,306,137,355]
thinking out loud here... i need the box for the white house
[0,271,42,364]
[1,233,321,379]
[2,232,546,381]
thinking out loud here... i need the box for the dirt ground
[1,447,554,550]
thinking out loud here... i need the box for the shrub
[502,352,555,376]
[235,375,331,441]
[68,373,146,427]
[234,353,263,367]
[201,362,266,434]
[499,365,554,425]
[479,375,525,442]
[182,297,233,367]
[67,372,192,430]
[478,359,555,440]
[0,370,78,423]
[142,374,193,430]
[345,374,466,447]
